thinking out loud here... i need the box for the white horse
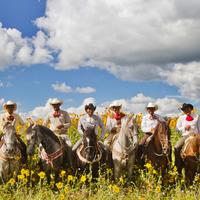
[111,116,138,180]
[0,122,21,183]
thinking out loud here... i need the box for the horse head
[82,125,97,161]
[154,121,170,155]
[1,121,17,156]
[26,124,40,156]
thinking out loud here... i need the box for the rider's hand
[151,128,156,134]
[57,124,64,129]
[111,127,117,133]
[185,125,191,131]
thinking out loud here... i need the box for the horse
[74,126,112,180]
[141,121,171,177]
[0,122,25,183]
[181,134,200,185]
[111,116,138,180]
[26,124,74,183]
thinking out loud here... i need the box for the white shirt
[44,110,71,134]
[176,113,200,136]
[141,114,165,133]
[0,112,25,133]
[78,114,105,139]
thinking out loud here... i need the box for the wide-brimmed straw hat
[3,100,17,111]
[50,98,63,105]
[85,103,96,111]
[109,101,122,109]
[180,103,194,111]
[146,102,158,111]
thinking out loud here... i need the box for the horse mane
[35,125,60,144]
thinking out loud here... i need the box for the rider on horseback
[72,103,105,152]
[0,100,27,163]
[44,98,72,147]
[104,101,126,148]
[175,103,200,175]
[138,102,165,161]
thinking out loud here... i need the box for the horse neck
[38,127,61,154]
[153,124,163,153]
[118,125,131,149]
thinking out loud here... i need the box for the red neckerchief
[186,114,194,121]
[113,113,125,121]
[7,115,14,121]
[53,111,61,118]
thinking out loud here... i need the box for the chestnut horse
[143,122,171,176]
[181,134,200,185]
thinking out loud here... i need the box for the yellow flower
[59,194,65,200]
[17,174,25,181]
[108,184,113,190]
[119,177,125,185]
[67,175,74,182]
[21,169,30,177]
[112,185,120,193]
[60,170,66,178]
[8,178,16,186]
[155,186,161,193]
[56,182,63,190]
[38,171,45,179]
[145,163,152,170]
[80,175,86,183]
[64,186,69,193]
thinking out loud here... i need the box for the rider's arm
[106,117,113,132]
[77,117,84,135]
[63,111,71,129]
[197,116,200,133]
[176,116,185,132]
[141,116,150,133]
[98,117,105,139]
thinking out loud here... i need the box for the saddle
[181,134,196,159]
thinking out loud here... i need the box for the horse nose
[6,147,14,153]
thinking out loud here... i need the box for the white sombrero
[146,102,158,111]
[109,101,122,109]
[3,100,17,111]
[50,98,63,105]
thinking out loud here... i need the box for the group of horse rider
[0,99,200,173]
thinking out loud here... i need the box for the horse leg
[113,159,121,180]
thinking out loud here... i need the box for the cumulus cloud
[52,82,96,94]
[30,94,182,117]
[35,0,200,76]
[30,98,53,119]
[52,82,73,93]
[75,86,96,94]
[0,23,52,70]
[160,62,200,100]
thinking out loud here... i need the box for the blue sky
[0,0,199,116]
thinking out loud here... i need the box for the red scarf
[114,113,125,121]
[186,114,194,121]
[7,115,14,121]
[53,111,61,118]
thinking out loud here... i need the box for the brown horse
[74,126,113,180]
[142,122,171,176]
[181,134,200,185]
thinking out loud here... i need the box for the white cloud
[0,23,52,70]
[52,82,96,94]
[0,80,12,88]
[52,82,73,93]
[35,0,200,77]
[0,98,5,106]
[75,86,96,94]
[30,98,53,119]
[160,62,200,100]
